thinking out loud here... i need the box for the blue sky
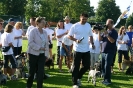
[90,0,133,15]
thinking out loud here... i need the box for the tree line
[0,0,132,27]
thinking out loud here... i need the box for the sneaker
[10,75,17,80]
[102,80,111,85]
[77,79,81,86]
[73,85,79,88]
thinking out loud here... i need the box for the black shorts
[49,44,53,49]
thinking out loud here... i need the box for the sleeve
[88,24,93,37]
[110,30,118,41]
[55,29,60,36]
[127,35,130,41]
[26,27,30,36]
[117,35,121,41]
[28,29,41,50]
[68,25,75,36]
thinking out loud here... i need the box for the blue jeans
[101,53,114,83]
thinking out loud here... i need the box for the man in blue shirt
[126,25,133,60]
[98,19,118,85]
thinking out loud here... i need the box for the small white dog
[88,69,101,86]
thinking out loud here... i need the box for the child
[89,27,101,69]
[59,35,73,72]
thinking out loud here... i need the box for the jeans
[101,53,114,83]
[72,51,90,85]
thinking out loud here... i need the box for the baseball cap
[8,18,15,23]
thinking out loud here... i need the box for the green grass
[0,40,133,88]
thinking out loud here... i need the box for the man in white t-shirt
[26,17,36,39]
[68,13,94,88]
[64,16,73,31]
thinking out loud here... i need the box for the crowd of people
[0,13,133,88]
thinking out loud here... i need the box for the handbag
[2,46,11,52]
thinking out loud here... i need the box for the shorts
[60,45,71,56]
[49,44,53,49]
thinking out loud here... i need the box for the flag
[114,1,132,27]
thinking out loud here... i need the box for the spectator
[89,27,101,68]
[64,16,73,31]
[26,17,36,39]
[43,22,54,59]
[126,25,133,59]
[68,13,94,88]
[1,24,17,80]
[13,22,25,56]
[59,34,73,72]
[98,19,118,85]
[0,18,4,34]
[26,17,49,88]
[55,20,68,65]
[117,26,130,71]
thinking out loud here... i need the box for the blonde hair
[128,25,133,29]
[15,22,23,29]
[4,24,13,33]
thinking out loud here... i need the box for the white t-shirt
[26,25,35,38]
[43,28,54,43]
[68,22,93,52]
[1,32,13,55]
[89,33,101,54]
[117,34,129,50]
[64,23,73,31]
[62,35,73,46]
[55,28,68,46]
[13,28,23,47]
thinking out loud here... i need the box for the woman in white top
[43,22,54,59]
[55,20,68,65]
[117,26,130,70]
[1,24,17,80]
[13,22,25,56]
[89,27,101,68]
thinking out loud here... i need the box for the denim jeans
[101,53,114,83]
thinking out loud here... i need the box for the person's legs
[101,53,105,76]
[123,51,130,61]
[57,46,60,65]
[49,44,53,59]
[118,50,122,70]
[72,51,82,85]
[78,51,90,79]
[104,53,114,83]
[9,55,17,76]
[13,47,18,56]
[94,53,100,62]
[3,55,9,76]
[18,46,22,55]
[26,54,38,88]
[37,54,45,88]
[90,53,95,68]
[59,47,65,71]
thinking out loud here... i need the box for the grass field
[0,40,133,88]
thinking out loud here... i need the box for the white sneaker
[73,85,79,88]
[77,79,81,86]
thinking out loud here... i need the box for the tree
[126,13,133,28]
[95,0,121,24]
[0,0,27,16]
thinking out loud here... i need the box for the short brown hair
[0,18,4,23]
[30,17,36,21]
[4,24,13,33]
[35,17,45,25]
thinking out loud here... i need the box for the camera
[90,22,108,31]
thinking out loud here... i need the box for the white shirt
[64,23,73,31]
[117,34,129,50]
[62,35,73,46]
[43,28,54,43]
[56,28,68,46]
[89,33,101,54]
[13,28,23,47]
[1,32,13,55]
[68,22,93,52]
[26,25,35,38]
